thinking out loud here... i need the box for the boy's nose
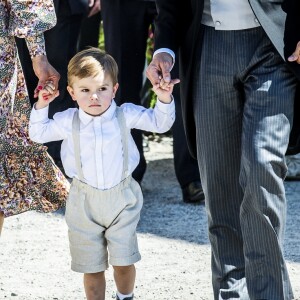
[90,93,98,100]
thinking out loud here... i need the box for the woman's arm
[8,0,60,95]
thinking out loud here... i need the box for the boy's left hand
[152,78,180,103]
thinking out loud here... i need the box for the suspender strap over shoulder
[72,111,85,182]
[116,107,130,181]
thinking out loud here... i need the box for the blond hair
[67,47,118,86]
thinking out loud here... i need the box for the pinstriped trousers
[193,26,297,300]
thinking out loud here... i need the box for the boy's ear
[113,83,119,98]
[67,86,76,101]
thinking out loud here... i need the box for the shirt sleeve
[153,48,176,70]
[8,0,57,57]
[121,98,175,133]
[29,105,70,143]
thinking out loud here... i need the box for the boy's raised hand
[35,81,59,110]
[152,78,180,104]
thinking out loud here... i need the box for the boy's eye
[81,89,89,92]
[99,87,107,91]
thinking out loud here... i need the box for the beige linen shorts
[65,176,143,273]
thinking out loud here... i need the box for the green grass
[99,22,105,50]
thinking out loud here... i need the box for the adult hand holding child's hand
[32,55,60,98]
[35,81,60,110]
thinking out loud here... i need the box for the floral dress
[0,0,69,217]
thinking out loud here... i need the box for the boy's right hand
[35,81,59,110]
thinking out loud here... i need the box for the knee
[113,265,134,276]
[241,153,286,186]
[84,272,105,298]
[84,271,105,284]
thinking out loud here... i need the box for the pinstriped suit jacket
[154,0,293,157]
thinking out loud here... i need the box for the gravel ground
[0,136,299,300]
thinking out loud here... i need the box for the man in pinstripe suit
[147,0,298,299]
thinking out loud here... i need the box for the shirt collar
[78,100,117,125]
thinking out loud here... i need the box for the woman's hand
[35,81,59,110]
[31,55,60,98]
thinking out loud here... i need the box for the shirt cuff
[155,95,175,113]
[153,48,176,70]
[30,104,49,122]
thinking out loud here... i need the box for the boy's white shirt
[29,99,175,190]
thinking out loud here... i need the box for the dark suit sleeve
[282,0,300,13]
[154,0,192,52]
[68,0,89,15]
[283,0,300,54]
[283,0,300,78]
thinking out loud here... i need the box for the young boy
[29,48,177,300]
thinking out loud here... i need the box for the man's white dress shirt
[29,100,175,190]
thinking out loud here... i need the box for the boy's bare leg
[0,212,4,236]
[84,271,106,300]
[113,265,136,295]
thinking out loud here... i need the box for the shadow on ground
[138,158,208,245]
[136,158,300,262]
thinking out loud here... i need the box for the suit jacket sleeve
[154,0,192,52]
[68,0,89,15]
[282,0,300,78]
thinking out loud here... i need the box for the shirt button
[215,21,221,26]
[254,18,259,23]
